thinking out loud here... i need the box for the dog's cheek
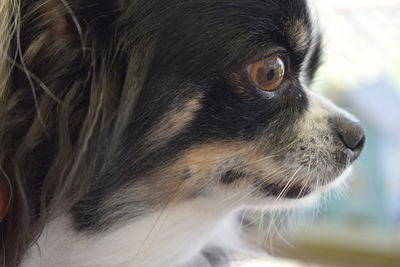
[158,142,254,200]
[147,143,261,203]
[91,142,257,225]
[164,143,282,202]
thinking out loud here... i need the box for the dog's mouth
[260,183,313,199]
[257,167,352,200]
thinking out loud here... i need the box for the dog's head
[0,0,365,264]
[66,0,365,228]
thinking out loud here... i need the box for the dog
[0,0,365,266]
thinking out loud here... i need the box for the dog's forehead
[139,0,316,78]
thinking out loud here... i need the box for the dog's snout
[334,117,366,157]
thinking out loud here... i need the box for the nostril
[336,118,366,152]
[338,128,366,151]
[355,135,366,152]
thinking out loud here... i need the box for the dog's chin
[316,166,353,193]
[251,167,353,210]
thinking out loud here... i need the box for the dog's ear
[26,0,122,45]
[0,1,129,266]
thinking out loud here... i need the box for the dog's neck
[20,199,242,267]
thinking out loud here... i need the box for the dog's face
[68,0,365,229]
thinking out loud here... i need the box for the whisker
[273,166,303,205]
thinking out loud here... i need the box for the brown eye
[248,55,285,91]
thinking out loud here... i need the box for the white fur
[21,199,244,267]
[20,177,347,267]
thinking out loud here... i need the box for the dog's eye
[248,55,285,91]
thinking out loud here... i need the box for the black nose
[334,117,366,157]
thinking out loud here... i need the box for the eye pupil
[267,70,275,81]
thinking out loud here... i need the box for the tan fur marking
[103,141,261,221]
[157,142,259,202]
[147,94,203,149]
[286,20,310,53]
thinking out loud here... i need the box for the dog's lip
[261,183,313,199]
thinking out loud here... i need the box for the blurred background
[238,0,400,266]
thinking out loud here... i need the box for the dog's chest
[20,201,236,267]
